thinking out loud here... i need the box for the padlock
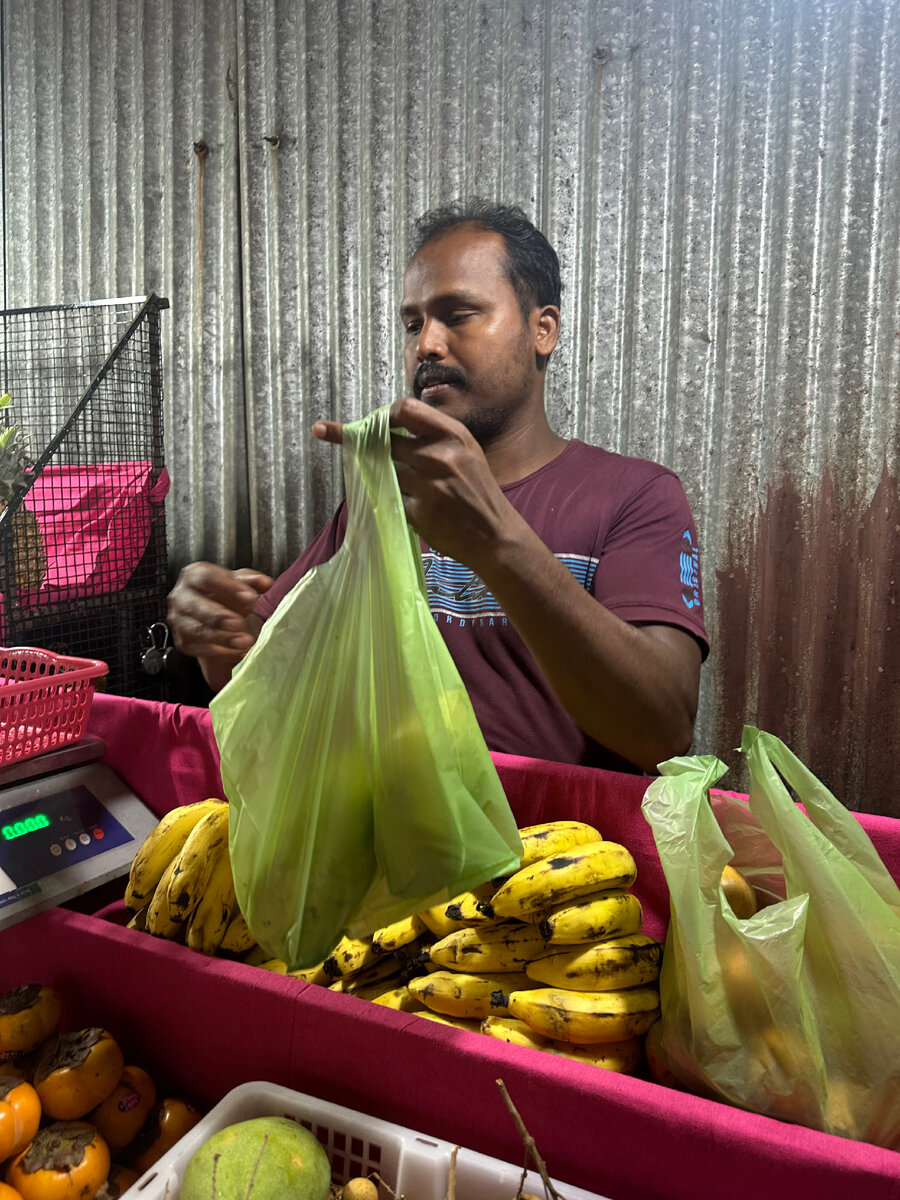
[140,638,163,675]
[140,622,171,676]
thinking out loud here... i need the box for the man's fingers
[231,568,274,597]
[313,420,344,444]
[388,396,454,437]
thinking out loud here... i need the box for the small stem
[447,1144,458,1200]
[496,1079,564,1200]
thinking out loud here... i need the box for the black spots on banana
[546,855,581,870]
[445,904,464,920]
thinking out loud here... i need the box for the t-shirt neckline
[499,438,582,493]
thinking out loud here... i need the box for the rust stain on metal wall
[716,462,899,816]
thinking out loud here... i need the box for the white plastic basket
[123,1080,610,1200]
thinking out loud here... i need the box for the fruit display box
[2,693,899,1200]
[126,1079,609,1200]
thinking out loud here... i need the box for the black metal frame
[0,295,171,699]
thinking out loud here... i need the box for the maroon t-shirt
[255,440,708,772]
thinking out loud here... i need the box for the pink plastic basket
[0,646,108,766]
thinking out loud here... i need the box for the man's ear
[533,305,560,359]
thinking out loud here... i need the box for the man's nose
[416,317,447,360]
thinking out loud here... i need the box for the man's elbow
[634,708,697,774]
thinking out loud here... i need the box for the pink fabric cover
[18,462,169,604]
[14,693,885,1198]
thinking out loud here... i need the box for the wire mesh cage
[0,296,171,699]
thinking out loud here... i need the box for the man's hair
[411,198,561,320]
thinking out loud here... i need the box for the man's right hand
[167,562,273,689]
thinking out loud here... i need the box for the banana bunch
[125,812,661,1069]
[124,799,248,956]
[402,820,663,1065]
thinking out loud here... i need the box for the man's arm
[316,399,701,772]
[468,517,701,772]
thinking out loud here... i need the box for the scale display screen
[0,786,132,904]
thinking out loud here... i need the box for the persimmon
[0,1184,25,1200]
[0,985,62,1058]
[6,1120,110,1200]
[0,1075,41,1160]
[129,1097,203,1173]
[34,1029,125,1121]
[89,1065,156,1151]
[94,1163,139,1199]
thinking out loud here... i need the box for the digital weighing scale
[0,736,159,930]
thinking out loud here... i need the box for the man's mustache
[413,363,467,399]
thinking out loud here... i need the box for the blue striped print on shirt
[421,550,598,619]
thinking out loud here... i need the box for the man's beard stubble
[412,361,513,448]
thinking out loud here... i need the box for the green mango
[180,1116,331,1200]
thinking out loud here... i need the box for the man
[167,199,708,773]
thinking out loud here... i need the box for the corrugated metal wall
[1,0,897,813]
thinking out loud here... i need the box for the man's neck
[482,413,569,486]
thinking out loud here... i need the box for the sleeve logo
[680,530,701,610]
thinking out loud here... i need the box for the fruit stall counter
[3,692,899,1200]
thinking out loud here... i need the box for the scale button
[79,833,91,846]
[93,828,105,840]
[64,838,77,851]
[50,844,62,856]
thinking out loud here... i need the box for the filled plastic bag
[641,726,900,1148]
[210,404,523,970]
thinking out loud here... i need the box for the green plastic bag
[210,405,523,970]
[641,726,900,1148]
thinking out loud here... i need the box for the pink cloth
[18,462,169,605]
[63,694,900,1198]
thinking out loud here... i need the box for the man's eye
[449,311,474,324]
[403,322,421,335]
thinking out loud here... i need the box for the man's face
[400,226,548,446]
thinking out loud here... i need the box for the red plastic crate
[0,646,107,765]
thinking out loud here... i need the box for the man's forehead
[402,227,510,304]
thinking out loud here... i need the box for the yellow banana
[256,958,290,974]
[347,972,406,1001]
[429,923,548,973]
[550,1035,645,1073]
[480,1015,553,1051]
[408,970,534,1019]
[443,880,500,925]
[165,804,230,923]
[288,960,329,984]
[323,935,382,981]
[125,799,226,911]
[411,1011,482,1033]
[491,841,637,921]
[145,854,185,939]
[508,985,660,1045]
[255,958,326,982]
[126,906,149,932]
[343,955,406,995]
[527,934,662,991]
[480,1016,644,1073]
[517,820,603,867]
[218,907,257,955]
[371,913,428,955]
[537,889,644,944]
[371,986,426,1012]
[417,902,468,940]
[185,837,237,955]
[242,944,274,967]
